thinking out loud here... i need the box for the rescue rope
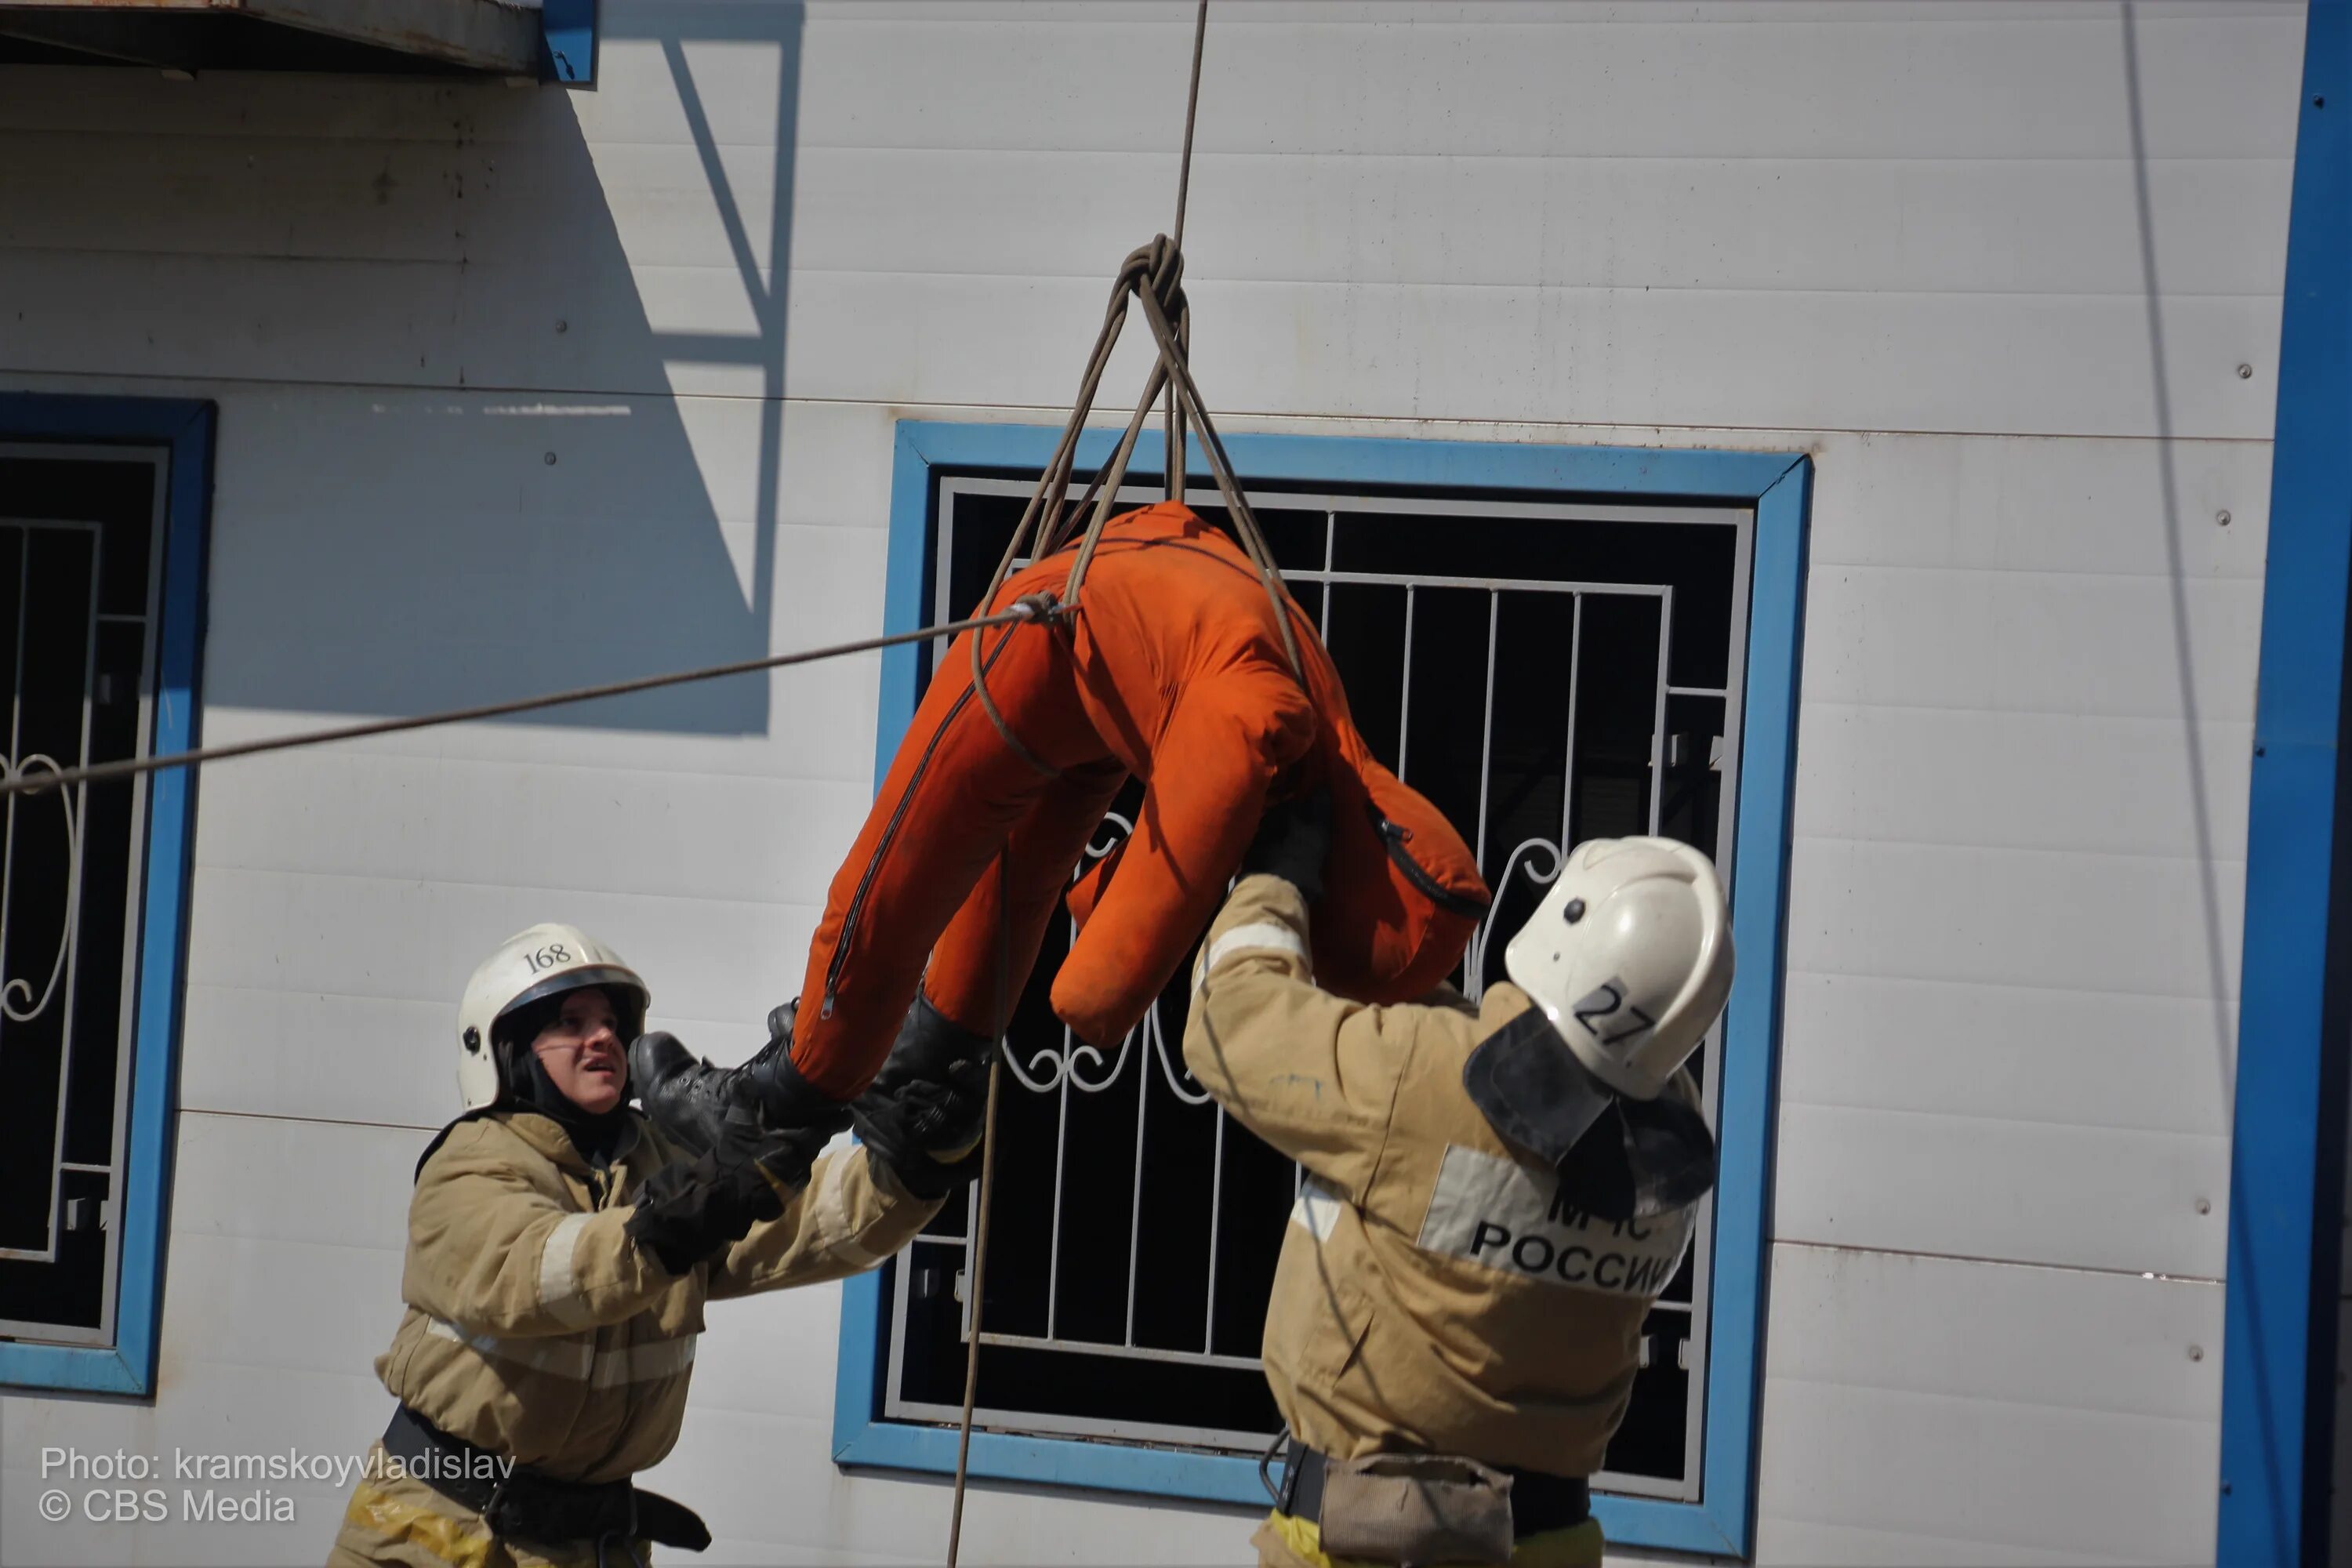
[946,851,1014,1568]
[944,9,1225,1563]
[0,601,1062,800]
[960,238,1306,772]
[1164,0,1207,508]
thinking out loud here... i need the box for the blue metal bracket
[539,0,597,85]
[2216,2,2352,1563]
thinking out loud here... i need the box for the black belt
[381,1406,710,1555]
[1276,1438,1590,1539]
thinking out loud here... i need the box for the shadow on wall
[2122,0,2237,1108]
[8,2,805,735]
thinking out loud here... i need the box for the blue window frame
[833,420,1809,1559]
[2216,2,2352,1563]
[0,393,212,1399]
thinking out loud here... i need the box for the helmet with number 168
[455,924,652,1111]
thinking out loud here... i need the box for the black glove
[847,994,995,1200]
[624,1110,824,1275]
[1240,786,1333,905]
[749,999,859,1138]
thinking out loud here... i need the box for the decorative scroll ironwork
[1460,836,1566,1006]
[0,753,80,1025]
[999,810,1215,1106]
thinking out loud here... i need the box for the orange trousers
[791,503,1489,1098]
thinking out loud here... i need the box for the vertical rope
[1165,0,1209,506]
[946,851,1014,1568]
[945,27,1216,1551]
[1171,0,1207,253]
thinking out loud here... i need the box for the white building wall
[0,2,2296,1563]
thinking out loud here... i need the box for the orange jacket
[792,503,1489,1098]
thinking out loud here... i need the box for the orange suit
[791,502,1489,1098]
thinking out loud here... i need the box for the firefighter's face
[532,985,628,1114]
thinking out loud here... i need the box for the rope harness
[941,9,1312,1563]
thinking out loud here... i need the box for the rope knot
[1121,236,1188,328]
[1011,591,1068,624]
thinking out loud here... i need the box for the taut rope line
[0,603,1060,800]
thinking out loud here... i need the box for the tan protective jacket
[1183,875,1700,1480]
[372,1109,938,1483]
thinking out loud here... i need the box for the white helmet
[1502,837,1733,1101]
[455,924,651,1111]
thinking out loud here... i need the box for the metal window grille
[884,474,1753,1500]
[0,446,170,1348]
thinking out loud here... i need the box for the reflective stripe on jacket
[1183,873,1700,1480]
[368,1108,938,1486]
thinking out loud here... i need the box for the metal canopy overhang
[0,0,589,80]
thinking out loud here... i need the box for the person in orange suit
[633,501,1488,1156]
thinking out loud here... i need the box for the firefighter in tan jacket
[331,924,986,1568]
[1185,798,1733,1568]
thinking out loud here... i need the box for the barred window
[878,473,1751,1501]
[0,445,176,1351]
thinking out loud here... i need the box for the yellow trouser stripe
[342,1480,500,1568]
[1264,1509,1605,1568]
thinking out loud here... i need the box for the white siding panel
[781,151,2292,299]
[1766,1243,2221,1421]
[684,1267,855,1421]
[5,250,2279,436]
[192,753,863,908]
[195,385,891,752]
[1774,1102,2225,1278]
[1788,838,2244,1001]
[0,244,751,401]
[0,69,510,143]
[1780,973,2231,1138]
[1756,1244,2221,1563]
[786,272,2285,440]
[162,1233,405,1381]
[182,868,819,1127]
[787,8,2299,161]
[1800,564,2265,723]
[1757,1375,2216,1565]
[1794,706,2253,860]
[2,1357,388,1566]
[0,4,2301,159]
[1,2,2300,439]
[1806,430,2270,579]
[180,986,456,1131]
[169,1107,419,1251]
[1755,1518,2144,1566]
[0,132,485,263]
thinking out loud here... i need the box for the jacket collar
[501,1106,645,1173]
[411,1105,652,1184]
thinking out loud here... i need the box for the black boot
[630,1003,851,1156]
[848,994,998,1199]
[630,1032,760,1156]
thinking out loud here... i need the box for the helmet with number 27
[1502,837,1733,1103]
[455,924,652,1111]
